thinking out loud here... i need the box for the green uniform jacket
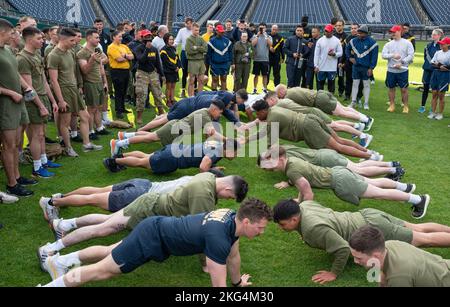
[185,35,208,61]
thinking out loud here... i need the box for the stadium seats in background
[338,0,421,25]
[99,0,164,26]
[7,0,96,26]
[173,0,215,25]
[421,0,450,25]
[251,0,334,25]
[212,0,250,22]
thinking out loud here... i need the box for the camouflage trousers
[135,70,164,112]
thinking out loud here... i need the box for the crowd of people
[0,13,449,288]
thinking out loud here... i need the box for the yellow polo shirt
[107,43,132,69]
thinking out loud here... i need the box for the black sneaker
[71,135,83,143]
[7,184,34,197]
[103,158,120,173]
[364,117,375,132]
[96,129,110,136]
[412,195,430,219]
[17,177,38,186]
[405,184,416,194]
[89,133,99,141]
[392,161,401,168]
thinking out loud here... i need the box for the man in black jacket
[305,27,320,90]
[269,24,285,86]
[283,25,310,88]
[343,23,363,102]
[134,33,166,124]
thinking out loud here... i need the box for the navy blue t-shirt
[159,209,239,265]
[172,142,223,169]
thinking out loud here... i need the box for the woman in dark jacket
[160,33,182,107]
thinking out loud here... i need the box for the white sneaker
[44,254,69,280]
[0,192,19,204]
[37,243,55,272]
[371,80,376,85]
[370,153,384,161]
[435,113,444,121]
[83,143,103,153]
[348,101,356,108]
[364,134,374,148]
[428,112,436,120]
[39,197,60,222]
[65,147,79,157]
[52,193,63,199]
[364,103,370,110]
[357,123,366,132]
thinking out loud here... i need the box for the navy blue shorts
[210,64,230,77]
[109,179,152,212]
[167,99,193,121]
[422,69,433,85]
[352,65,370,81]
[253,61,270,76]
[385,71,409,89]
[112,216,169,274]
[430,70,450,92]
[317,71,337,82]
[149,146,178,175]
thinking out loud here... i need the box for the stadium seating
[7,0,96,26]
[339,0,421,25]
[211,0,250,22]
[99,0,164,26]
[251,0,333,25]
[421,0,450,25]
[173,0,215,24]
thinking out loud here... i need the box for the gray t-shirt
[148,176,193,194]
[253,34,272,62]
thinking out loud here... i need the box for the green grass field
[1,41,449,287]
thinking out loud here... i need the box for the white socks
[124,132,136,139]
[70,131,78,138]
[360,133,367,140]
[58,252,81,267]
[396,182,408,192]
[44,276,66,287]
[46,239,66,253]
[59,218,78,232]
[360,114,369,123]
[117,139,130,148]
[33,160,42,172]
[408,194,422,205]
[41,154,48,165]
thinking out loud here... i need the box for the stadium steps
[166,0,174,31]
[161,0,169,25]
[0,0,15,12]
[90,0,112,27]
[410,0,432,25]
[244,0,260,21]
[328,0,344,20]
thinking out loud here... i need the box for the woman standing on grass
[429,37,450,121]
[160,33,181,108]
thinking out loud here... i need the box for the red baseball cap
[389,25,402,33]
[216,24,225,33]
[438,37,450,45]
[324,24,334,33]
[139,29,152,37]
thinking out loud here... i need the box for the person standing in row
[251,23,272,94]
[185,23,207,97]
[175,17,193,98]
[160,33,181,108]
[232,32,252,92]
[107,30,134,119]
[269,24,285,87]
[284,26,309,88]
[314,24,343,94]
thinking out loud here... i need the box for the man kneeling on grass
[350,225,450,287]
[258,146,430,219]
[40,199,272,287]
[38,173,249,273]
[273,199,450,285]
